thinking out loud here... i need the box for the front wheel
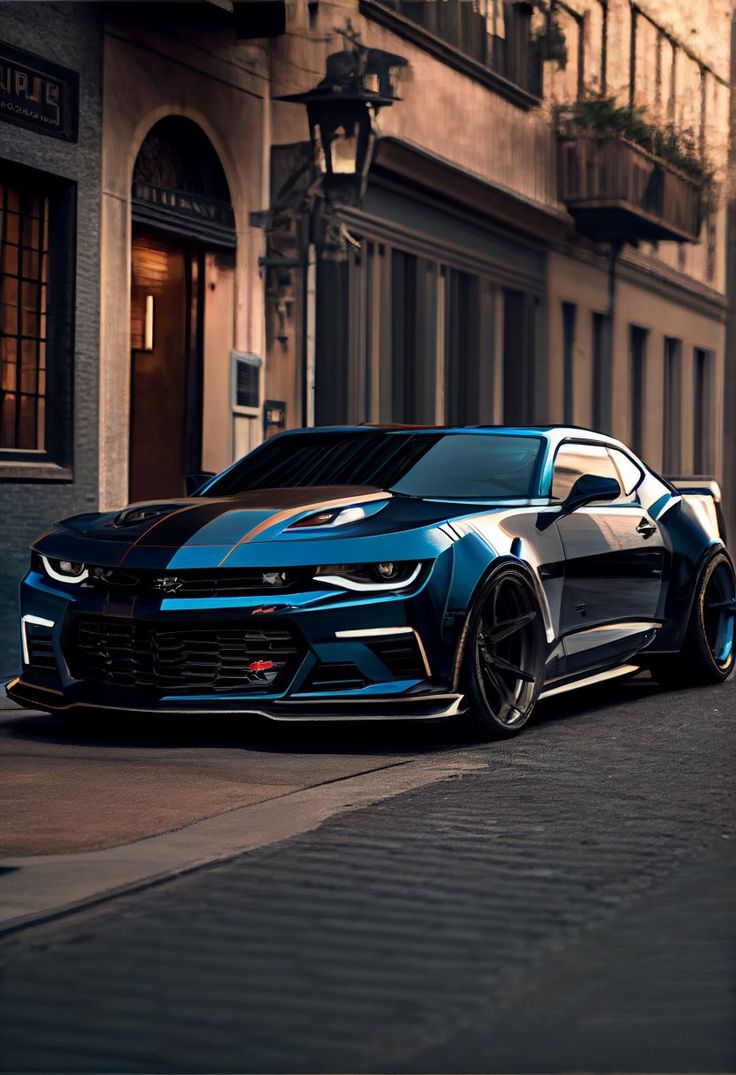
[460,566,546,739]
[652,552,736,687]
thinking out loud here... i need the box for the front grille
[89,567,315,598]
[68,616,304,693]
[367,636,427,679]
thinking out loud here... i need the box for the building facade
[0,0,733,664]
[0,1,274,662]
[266,0,731,479]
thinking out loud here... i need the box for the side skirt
[538,663,642,701]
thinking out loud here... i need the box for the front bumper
[8,553,466,722]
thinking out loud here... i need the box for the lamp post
[278,26,407,207]
[268,24,407,426]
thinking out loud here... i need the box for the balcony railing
[558,133,704,243]
[374,0,542,97]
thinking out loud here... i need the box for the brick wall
[0,2,103,672]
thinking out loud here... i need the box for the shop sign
[133,181,236,232]
[0,41,79,142]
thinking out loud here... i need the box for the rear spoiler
[666,476,726,545]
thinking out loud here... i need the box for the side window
[551,443,619,501]
[608,448,643,500]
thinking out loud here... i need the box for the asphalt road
[1,674,735,1073]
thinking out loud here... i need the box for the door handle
[636,517,657,539]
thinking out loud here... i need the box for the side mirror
[564,473,621,513]
[185,471,215,496]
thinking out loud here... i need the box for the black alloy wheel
[653,551,736,687]
[462,566,546,738]
[701,556,736,676]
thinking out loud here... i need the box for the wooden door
[129,233,189,502]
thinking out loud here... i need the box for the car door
[552,442,665,673]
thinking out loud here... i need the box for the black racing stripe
[129,500,237,549]
[125,485,385,553]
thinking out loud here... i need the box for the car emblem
[248,660,274,673]
[153,576,182,594]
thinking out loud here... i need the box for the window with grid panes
[0,179,49,450]
[376,1,542,95]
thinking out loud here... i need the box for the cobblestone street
[1,674,734,1073]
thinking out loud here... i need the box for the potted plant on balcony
[555,93,715,243]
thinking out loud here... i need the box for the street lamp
[278,27,407,206]
[262,25,407,428]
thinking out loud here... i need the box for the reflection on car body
[7,425,735,737]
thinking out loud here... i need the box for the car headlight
[37,554,89,584]
[314,561,423,591]
[288,506,369,529]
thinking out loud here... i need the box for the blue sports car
[7,425,736,737]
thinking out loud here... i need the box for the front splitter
[5,678,466,722]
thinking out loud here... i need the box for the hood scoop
[114,504,186,528]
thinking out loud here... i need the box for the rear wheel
[653,552,736,687]
[461,566,546,738]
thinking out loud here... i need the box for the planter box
[558,133,704,243]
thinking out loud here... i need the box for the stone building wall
[0,2,103,670]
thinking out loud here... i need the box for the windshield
[203,431,543,500]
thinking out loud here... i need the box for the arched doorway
[129,116,236,501]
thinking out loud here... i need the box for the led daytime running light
[314,562,422,591]
[40,555,89,584]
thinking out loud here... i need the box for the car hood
[31,485,521,571]
[56,486,385,544]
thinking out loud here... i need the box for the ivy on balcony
[556,94,714,244]
[557,95,715,188]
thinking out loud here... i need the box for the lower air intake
[301,662,367,692]
[367,635,427,679]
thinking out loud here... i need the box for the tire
[652,551,736,687]
[460,564,547,739]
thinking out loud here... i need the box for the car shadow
[0,672,680,757]
[0,704,467,756]
[534,673,663,726]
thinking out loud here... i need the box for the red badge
[248,660,274,672]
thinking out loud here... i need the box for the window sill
[0,459,74,483]
[359,0,541,111]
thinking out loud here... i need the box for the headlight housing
[36,553,89,584]
[314,561,423,591]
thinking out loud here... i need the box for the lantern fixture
[277,25,407,206]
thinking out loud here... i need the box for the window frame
[0,159,75,482]
[360,0,542,110]
[549,440,618,502]
[629,324,648,458]
[547,439,642,505]
[607,447,644,500]
[231,352,262,418]
[692,346,715,475]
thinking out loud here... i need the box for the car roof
[276,424,627,449]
